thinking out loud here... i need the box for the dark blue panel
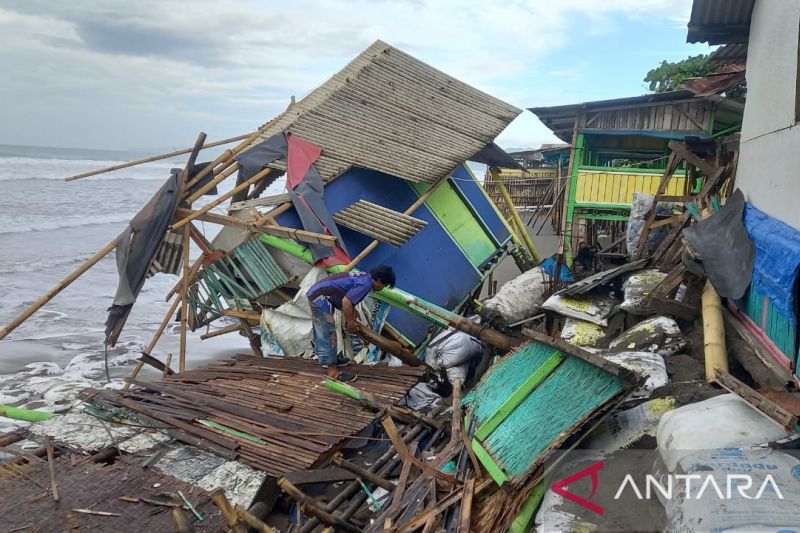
[450,164,511,244]
[275,167,482,344]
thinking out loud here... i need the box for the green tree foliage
[644,54,718,93]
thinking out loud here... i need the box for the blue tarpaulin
[742,204,800,325]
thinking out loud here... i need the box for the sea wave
[0,213,136,235]
[0,253,100,274]
[0,156,178,182]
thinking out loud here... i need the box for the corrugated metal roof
[246,40,521,184]
[709,43,748,65]
[687,0,754,44]
[682,64,746,97]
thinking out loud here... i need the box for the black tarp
[105,174,182,346]
[683,189,755,299]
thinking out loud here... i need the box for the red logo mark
[551,460,604,515]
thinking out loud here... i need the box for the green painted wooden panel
[471,341,626,484]
[412,181,497,268]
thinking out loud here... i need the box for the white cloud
[0,0,693,150]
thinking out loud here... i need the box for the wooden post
[175,134,206,373]
[331,453,395,491]
[179,226,190,373]
[355,324,421,367]
[277,478,361,533]
[343,174,450,271]
[210,489,247,533]
[491,169,540,263]
[233,505,276,533]
[123,293,182,390]
[0,239,116,341]
[64,132,253,181]
[163,354,173,378]
[457,478,475,533]
[45,436,59,502]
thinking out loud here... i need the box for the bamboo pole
[179,226,190,372]
[184,160,241,204]
[123,293,182,390]
[173,168,273,231]
[277,478,360,533]
[702,280,728,383]
[200,323,242,340]
[343,174,451,271]
[491,169,540,263]
[63,133,253,182]
[233,505,276,533]
[0,239,116,341]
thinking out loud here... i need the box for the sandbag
[626,193,671,258]
[609,316,681,353]
[656,394,788,472]
[484,266,547,323]
[619,269,668,315]
[399,383,442,413]
[541,292,618,327]
[586,397,676,452]
[446,363,469,385]
[560,318,606,347]
[663,447,800,532]
[424,327,482,370]
[603,351,668,400]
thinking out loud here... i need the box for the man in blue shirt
[306,265,396,381]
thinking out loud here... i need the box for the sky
[0,0,714,153]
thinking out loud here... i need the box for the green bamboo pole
[0,405,57,422]
[259,234,516,350]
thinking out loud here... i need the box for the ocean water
[0,144,274,424]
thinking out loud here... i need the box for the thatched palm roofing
[245,40,521,184]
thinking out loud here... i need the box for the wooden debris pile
[87,354,423,476]
[0,435,226,532]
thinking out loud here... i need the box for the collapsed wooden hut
[0,39,523,380]
[530,90,744,265]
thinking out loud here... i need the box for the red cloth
[286,134,322,190]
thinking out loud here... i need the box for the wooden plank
[714,369,798,430]
[457,478,475,533]
[259,225,338,247]
[521,330,641,383]
[282,467,357,485]
[382,417,454,484]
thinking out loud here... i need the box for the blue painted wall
[449,165,511,246]
[275,165,502,344]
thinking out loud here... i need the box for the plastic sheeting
[684,190,754,299]
[742,203,800,325]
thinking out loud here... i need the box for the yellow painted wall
[575,169,686,205]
